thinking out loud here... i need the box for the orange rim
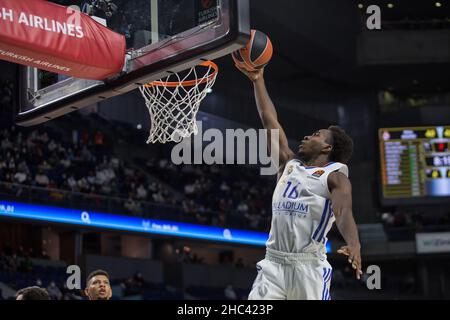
[143,61,218,88]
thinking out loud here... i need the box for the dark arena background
[1,0,450,304]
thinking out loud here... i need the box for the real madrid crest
[287,165,293,175]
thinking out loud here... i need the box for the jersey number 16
[282,181,301,200]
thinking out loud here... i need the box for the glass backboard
[17,0,250,126]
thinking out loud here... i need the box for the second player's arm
[328,172,363,279]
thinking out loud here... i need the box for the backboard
[17,0,250,126]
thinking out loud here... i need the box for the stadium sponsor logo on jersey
[272,201,309,217]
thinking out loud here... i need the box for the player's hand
[337,245,363,280]
[234,64,264,83]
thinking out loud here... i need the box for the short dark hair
[327,126,353,164]
[16,286,50,300]
[86,269,110,286]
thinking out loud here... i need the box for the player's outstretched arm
[236,66,294,171]
[328,172,363,280]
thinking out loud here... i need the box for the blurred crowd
[0,116,274,231]
[0,125,175,206]
[144,158,273,230]
[0,246,247,300]
[380,210,450,229]
[0,246,83,300]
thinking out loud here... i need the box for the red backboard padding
[0,0,125,80]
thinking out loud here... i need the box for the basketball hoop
[139,61,218,144]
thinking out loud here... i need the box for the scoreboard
[379,126,450,200]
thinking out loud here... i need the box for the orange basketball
[232,29,273,72]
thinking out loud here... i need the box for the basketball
[232,29,273,72]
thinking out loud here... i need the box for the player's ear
[323,143,332,155]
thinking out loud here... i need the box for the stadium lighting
[387,3,394,8]
[358,4,364,9]
[435,2,442,7]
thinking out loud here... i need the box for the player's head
[16,286,51,300]
[298,126,353,164]
[85,269,112,300]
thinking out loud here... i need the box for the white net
[139,61,218,144]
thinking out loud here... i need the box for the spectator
[84,269,112,300]
[13,171,27,184]
[41,250,50,260]
[124,194,141,215]
[95,131,104,146]
[245,211,260,230]
[5,253,18,273]
[62,282,83,300]
[224,284,237,300]
[67,175,78,191]
[35,170,49,187]
[133,272,146,288]
[236,201,249,215]
[16,286,50,300]
[184,183,195,196]
[136,184,148,199]
[152,190,165,203]
[381,212,395,226]
[220,181,230,193]
[47,281,63,300]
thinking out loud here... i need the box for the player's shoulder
[324,162,349,177]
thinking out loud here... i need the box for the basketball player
[16,286,50,300]
[238,67,363,300]
[85,269,112,300]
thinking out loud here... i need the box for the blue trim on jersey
[318,203,334,243]
[304,162,336,169]
[312,200,330,241]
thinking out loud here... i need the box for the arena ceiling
[46,0,450,95]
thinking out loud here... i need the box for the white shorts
[248,248,333,300]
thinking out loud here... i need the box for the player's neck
[298,154,330,167]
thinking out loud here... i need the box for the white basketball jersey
[266,159,349,254]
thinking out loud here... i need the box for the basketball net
[139,61,218,144]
